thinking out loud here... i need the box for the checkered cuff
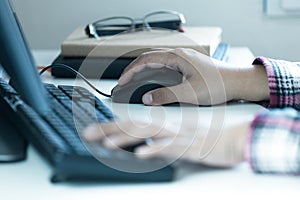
[246,108,300,174]
[253,57,300,109]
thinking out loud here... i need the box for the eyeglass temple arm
[88,16,135,39]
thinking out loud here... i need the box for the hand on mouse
[83,119,251,167]
[118,48,269,105]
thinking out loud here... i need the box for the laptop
[0,0,174,182]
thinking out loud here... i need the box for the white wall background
[11,0,300,61]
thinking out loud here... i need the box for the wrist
[235,65,270,101]
[218,63,246,101]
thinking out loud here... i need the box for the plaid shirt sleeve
[253,57,300,109]
[247,108,300,174]
[246,57,300,174]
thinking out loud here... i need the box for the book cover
[61,26,222,58]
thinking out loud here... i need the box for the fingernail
[142,93,153,105]
[82,125,98,141]
[135,147,151,158]
[135,147,149,155]
[103,136,119,149]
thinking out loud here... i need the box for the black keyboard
[0,79,174,182]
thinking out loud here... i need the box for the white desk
[1,48,300,200]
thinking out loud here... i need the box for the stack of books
[52,26,229,79]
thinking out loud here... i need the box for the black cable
[39,63,112,98]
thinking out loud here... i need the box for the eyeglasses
[85,10,186,39]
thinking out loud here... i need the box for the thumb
[142,84,190,105]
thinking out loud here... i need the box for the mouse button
[110,84,133,103]
[111,81,148,104]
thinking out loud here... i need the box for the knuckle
[139,52,149,57]
[139,51,157,58]
[173,48,187,54]
[173,48,198,56]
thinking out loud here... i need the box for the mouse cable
[39,63,112,98]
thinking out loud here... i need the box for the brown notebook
[61,26,222,58]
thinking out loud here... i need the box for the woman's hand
[118,48,269,106]
[83,119,251,168]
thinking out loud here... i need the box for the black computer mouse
[111,67,183,104]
